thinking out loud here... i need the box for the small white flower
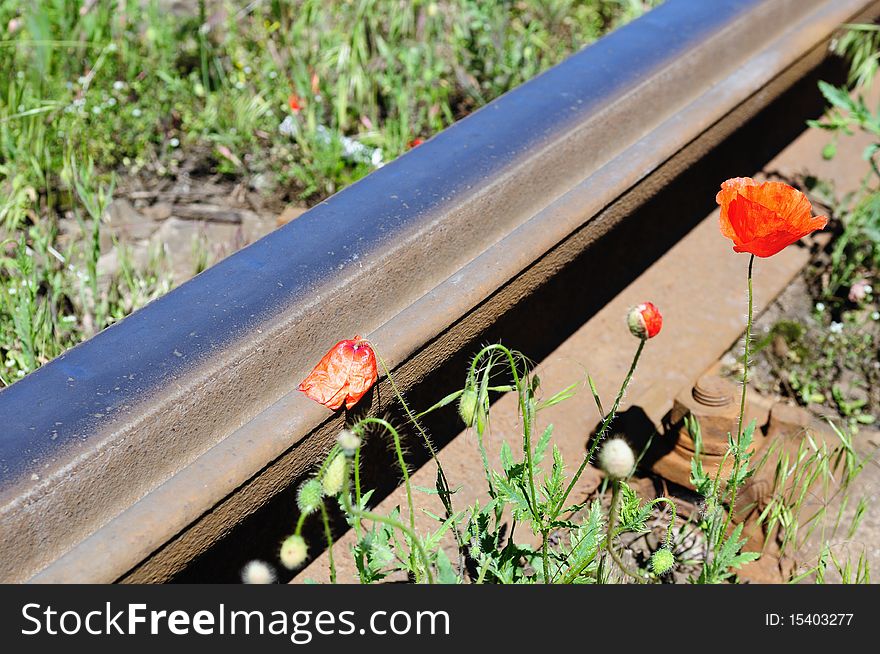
[872,311,880,321]
[830,321,844,334]
[132,107,142,117]
[268,71,278,79]
[169,137,180,148]
[113,80,125,91]
[815,302,825,312]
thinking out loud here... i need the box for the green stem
[724,254,754,535]
[468,344,539,519]
[554,339,646,520]
[469,344,546,576]
[370,348,463,550]
[541,531,551,583]
[353,446,363,533]
[320,503,336,584]
[604,481,644,583]
[355,418,416,535]
[339,458,434,584]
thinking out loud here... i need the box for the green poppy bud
[458,388,479,427]
[650,548,675,575]
[280,535,308,570]
[296,479,323,515]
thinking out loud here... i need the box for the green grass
[0,0,659,385]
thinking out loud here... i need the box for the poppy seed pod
[241,560,276,584]
[296,479,323,515]
[322,453,346,496]
[280,535,308,570]
[598,438,635,479]
[627,302,662,340]
[650,548,676,575]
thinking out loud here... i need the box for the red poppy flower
[716,177,827,258]
[298,336,378,410]
[288,94,303,113]
[408,138,424,148]
[627,302,662,340]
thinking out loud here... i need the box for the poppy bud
[650,548,675,575]
[241,560,276,584]
[322,453,346,496]
[337,429,361,456]
[458,388,479,427]
[627,302,662,340]
[280,535,308,570]
[296,479,323,515]
[598,438,635,479]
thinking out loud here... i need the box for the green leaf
[500,441,514,474]
[533,424,553,466]
[537,381,579,411]
[415,389,464,418]
[435,548,459,584]
[615,481,653,534]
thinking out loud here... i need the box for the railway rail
[1,0,878,583]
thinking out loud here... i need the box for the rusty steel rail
[1,0,878,583]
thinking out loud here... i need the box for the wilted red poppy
[627,302,662,340]
[288,94,303,113]
[298,336,378,410]
[716,177,827,258]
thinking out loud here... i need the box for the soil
[73,160,307,291]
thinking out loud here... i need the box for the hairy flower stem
[724,254,754,536]
[604,481,644,583]
[469,344,547,577]
[353,446,363,534]
[371,349,464,552]
[340,458,434,584]
[355,417,418,573]
[553,339,646,520]
[320,503,336,583]
[469,344,539,518]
